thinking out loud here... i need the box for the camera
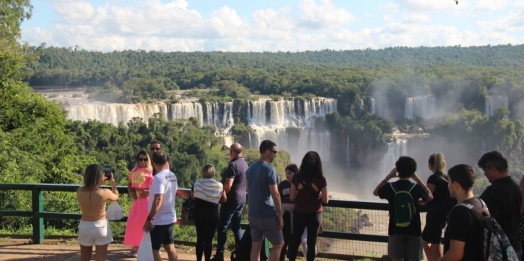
[104,166,113,180]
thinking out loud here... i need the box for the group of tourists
[75,139,328,261]
[75,137,524,261]
[373,151,524,261]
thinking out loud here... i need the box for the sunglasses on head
[138,158,148,162]
[150,147,160,151]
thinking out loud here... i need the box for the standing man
[438,164,483,261]
[246,140,284,261]
[478,151,523,259]
[143,150,178,261]
[149,140,170,173]
[212,143,248,261]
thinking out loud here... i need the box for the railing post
[32,187,44,244]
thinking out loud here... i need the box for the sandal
[126,247,138,257]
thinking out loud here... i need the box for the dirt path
[0,239,220,261]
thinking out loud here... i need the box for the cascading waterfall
[369,97,389,118]
[380,139,408,175]
[346,135,351,167]
[404,95,436,120]
[247,97,337,162]
[67,103,169,126]
[169,102,204,127]
[485,95,508,116]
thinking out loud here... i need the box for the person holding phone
[124,151,154,257]
[77,164,119,261]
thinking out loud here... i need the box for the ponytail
[429,153,447,174]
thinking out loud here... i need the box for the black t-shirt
[444,197,484,261]
[278,180,293,204]
[221,157,248,204]
[426,172,449,208]
[480,176,523,252]
[378,180,429,236]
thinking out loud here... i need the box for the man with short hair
[149,140,170,173]
[438,164,483,261]
[212,143,248,261]
[373,156,432,261]
[246,140,284,261]
[478,151,523,259]
[143,150,178,261]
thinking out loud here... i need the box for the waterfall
[485,95,508,116]
[169,102,204,126]
[246,97,337,162]
[346,135,351,167]
[67,103,168,126]
[404,95,436,120]
[380,139,408,175]
[369,97,389,118]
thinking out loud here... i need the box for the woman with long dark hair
[422,153,451,261]
[123,150,153,257]
[287,151,329,261]
[77,164,119,261]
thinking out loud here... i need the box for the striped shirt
[193,179,223,204]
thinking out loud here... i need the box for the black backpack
[457,198,519,261]
[181,197,195,220]
[230,226,268,261]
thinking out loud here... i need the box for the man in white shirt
[144,150,178,261]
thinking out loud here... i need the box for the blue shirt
[246,161,278,219]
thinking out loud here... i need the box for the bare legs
[80,244,108,261]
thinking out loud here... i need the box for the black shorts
[150,223,174,250]
[422,205,447,244]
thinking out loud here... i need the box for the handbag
[106,201,124,220]
[137,232,154,261]
[182,197,196,220]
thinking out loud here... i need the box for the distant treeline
[25,45,524,118]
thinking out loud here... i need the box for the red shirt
[291,174,327,213]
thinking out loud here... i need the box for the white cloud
[20,0,524,52]
[475,0,511,11]
[298,0,355,30]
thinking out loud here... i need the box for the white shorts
[78,220,113,246]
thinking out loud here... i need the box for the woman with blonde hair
[422,153,453,261]
[124,150,154,257]
[77,164,119,261]
[191,164,227,261]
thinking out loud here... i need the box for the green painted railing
[0,183,426,260]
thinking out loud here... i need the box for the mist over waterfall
[380,139,408,175]
[246,98,337,162]
[485,95,508,116]
[369,97,389,119]
[404,95,436,120]
[67,103,169,126]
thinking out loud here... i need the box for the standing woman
[191,164,227,261]
[287,151,328,261]
[123,151,153,257]
[278,164,299,261]
[422,153,451,261]
[77,164,119,261]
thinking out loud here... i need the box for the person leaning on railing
[77,164,119,261]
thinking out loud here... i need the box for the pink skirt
[123,197,149,246]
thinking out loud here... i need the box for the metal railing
[0,183,427,260]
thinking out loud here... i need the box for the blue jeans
[216,202,245,257]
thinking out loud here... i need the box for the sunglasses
[150,147,161,151]
[138,158,148,162]
[270,149,277,154]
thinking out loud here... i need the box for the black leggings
[280,211,292,261]
[287,212,322,261]
[194,206,219,261]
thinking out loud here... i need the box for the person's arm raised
[373,168,397,196]
[106,173,119,201]
[412,173,433,203]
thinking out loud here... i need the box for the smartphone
[104,166,112,180]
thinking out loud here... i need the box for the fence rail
[0,183,428,260]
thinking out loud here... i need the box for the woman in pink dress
[124,150,153,257]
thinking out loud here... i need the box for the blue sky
[21,0,524,52]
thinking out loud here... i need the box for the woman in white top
[77,164,119,261]
[191,164,227,261]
